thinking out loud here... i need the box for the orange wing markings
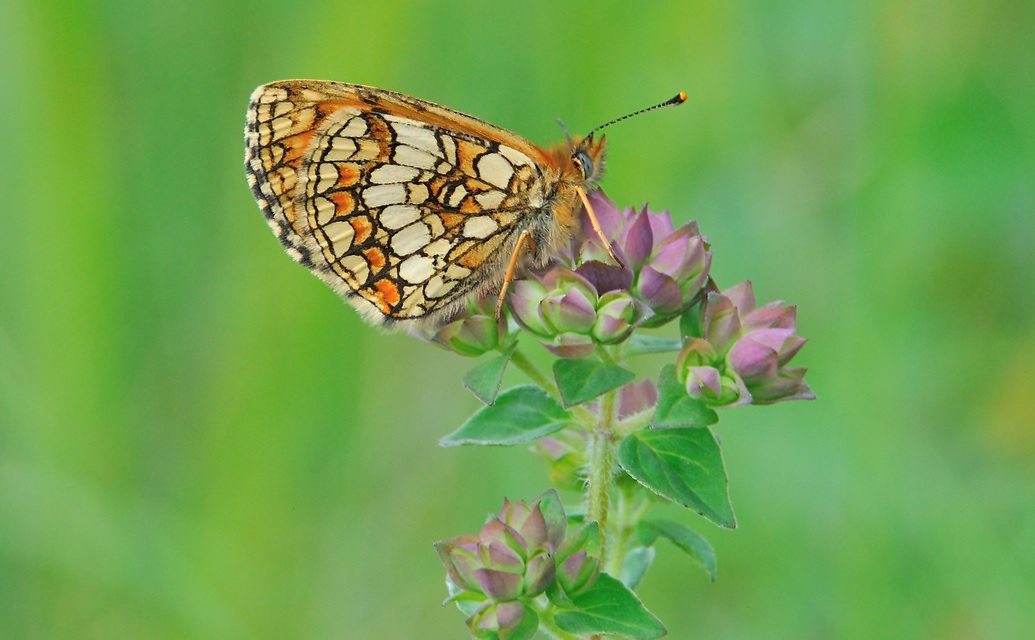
[455,138,487,176]
[349,216,374,245]
[335,164,361,188]
[358,278,402,315]
[459,197,481,214]
[363,247,387,274]
[329,190,355,216]
[439,212,465,230]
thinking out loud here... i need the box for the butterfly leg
[577,186,625,269]
[495,228,537,321]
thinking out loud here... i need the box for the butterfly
[244,80,684,330]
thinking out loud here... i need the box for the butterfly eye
[574,150,593,180]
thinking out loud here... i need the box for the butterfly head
[570,134,607,190]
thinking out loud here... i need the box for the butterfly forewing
[245,80,562,327]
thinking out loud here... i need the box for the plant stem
[606,489,632,576]
[586,386,619,562]
[508,346,597,423]
[604,486,652,576]
[508,347,555,392]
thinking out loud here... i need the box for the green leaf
[639,519,717,581]
[440,385,571,446]
[553,358,636,408]
[618,426,736,529]
[618,547,655,590]
[554,573,666,639]
[462,346,515,405]
[652,364,718,429]
[623,334,683,356]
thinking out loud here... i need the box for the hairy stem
[586,386,619,561]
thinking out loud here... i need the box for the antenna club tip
[677,91,688,103]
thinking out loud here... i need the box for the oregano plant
[425,190,814,639]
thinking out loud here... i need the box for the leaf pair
[462,348,637,408]
[446,357,735,529]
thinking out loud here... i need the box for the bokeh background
[2,0,1033,638]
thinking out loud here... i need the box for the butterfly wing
[245,80,562,327]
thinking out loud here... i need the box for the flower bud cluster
[504,190,712,358]
[435,491,601,638]
[676,281,814,406]
[578,191,712,325]
[508,264,647,358]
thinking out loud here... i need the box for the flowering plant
[426,191,813,639]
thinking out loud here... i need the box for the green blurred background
[2,0,1033,637]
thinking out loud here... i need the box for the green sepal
[680,302,703,344]
[449,592,488,617]
[559,521,601,559]
[445,576,488,616]
[506,605,539,640]
[466,602,539,640]
[536,489,567,546]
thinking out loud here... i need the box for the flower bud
[431,314,500,357]
[592,291,640,343]
[636,266,684,315]
[619,207,657,269]
[553,523,602,599]
[506,277,551,338]
[468,600,536,640]
[539,271,599,335]
[427,296,504,356]
[533,433,588,493]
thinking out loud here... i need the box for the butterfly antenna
[556,118,573,148]
[586,91,687,138]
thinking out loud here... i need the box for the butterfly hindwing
[245,80,561,326]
